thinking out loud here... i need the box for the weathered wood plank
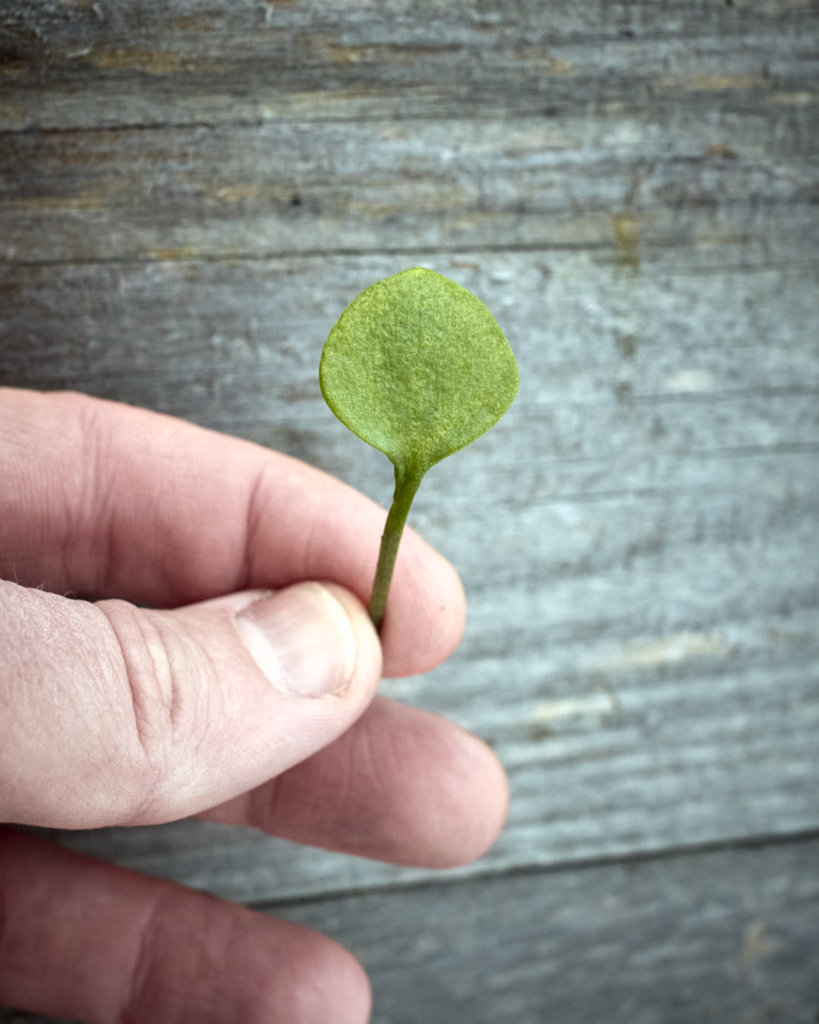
[1,252,817,405]
[5,838,818,1023]
[272,838,819,1024]
[1,0,817,130]
[1,115,816,263]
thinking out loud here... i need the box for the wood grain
[271,838,819,1024]
[2,0,817,130]
[5,838,818,1023]
[2,115,816,264]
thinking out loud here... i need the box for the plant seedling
[320,267,519,630]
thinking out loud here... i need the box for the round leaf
[319,268,519,476]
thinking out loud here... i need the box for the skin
[0,388,509,1024]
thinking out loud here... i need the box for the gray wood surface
[4,839,819,1024]
[1,0,818,1021]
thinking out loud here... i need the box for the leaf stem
[369,467,424,631]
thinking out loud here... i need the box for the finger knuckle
[99,600,200,822]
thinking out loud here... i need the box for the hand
[0,389,508,1024]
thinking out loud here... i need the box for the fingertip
[446,730,510,866]
[259,912,372,1024]
[380,535,467,677]
[292,927,373,1024]
[319,581,383,696]
[412,723,509,870]
[0,829,374,1024]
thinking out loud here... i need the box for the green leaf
[319,267,518,478]
[319,267,518,629]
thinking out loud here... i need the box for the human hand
[0,389,508,1024]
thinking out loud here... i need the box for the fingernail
[235,583,357,697]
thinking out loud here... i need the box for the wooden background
[1,1,818,1021]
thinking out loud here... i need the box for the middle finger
[202,697,508,869]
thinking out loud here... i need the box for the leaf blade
[319,267,518,476]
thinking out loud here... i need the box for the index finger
[0,388,465,676]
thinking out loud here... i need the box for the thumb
[0,579,381,829]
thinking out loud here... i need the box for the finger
[205,696,509,869]
[0,387,465,676]
[0,828,371,1024]
[0,578,382,828]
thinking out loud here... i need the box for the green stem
[369,466,424,631]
